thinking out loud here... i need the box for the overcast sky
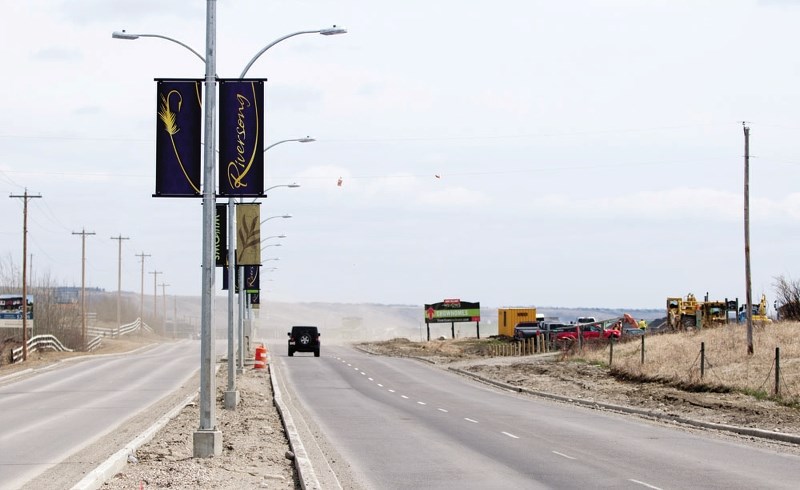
[2,0,800,310]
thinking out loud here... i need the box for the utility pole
[160,282,170,334]
[743,123,754,355]
[9,189,41,361]
[72,228,96,350]
[111,235,130,338]
[149,270,162,327]
[135,252,151,323]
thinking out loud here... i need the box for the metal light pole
[112,16,345,455]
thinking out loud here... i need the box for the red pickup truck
[555,324,621,342]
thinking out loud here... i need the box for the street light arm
[239,26,347,78]
[112,31,206,64]
[264,138,315,153]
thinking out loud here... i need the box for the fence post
[640,335,645,364]
[700,342,705,379]
[775,347,781,397]
[609,336,614,365]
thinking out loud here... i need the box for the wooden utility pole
[111,235,130,338]
[743,123,754,355]
[135,252,151,322]
[149,270,162,324]
[160,282,170,334]
[9,189,41,361]
[72,229,96,350]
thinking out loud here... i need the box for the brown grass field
[577,321,800,405]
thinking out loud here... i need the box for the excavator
[738,293,773,324]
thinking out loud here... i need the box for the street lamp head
[287,184,301,189]
[112,30,139,40]
[281,214,292,219]
[320,26,348,36]
[298,137,316,143]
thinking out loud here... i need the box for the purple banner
[154,80,202,197]
[218,79,265,197]
[215,203,227,267]
[244,265,260,293]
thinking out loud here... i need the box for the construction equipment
[667,293,738,330]
[738,294,773,324]
[497,308,538,337]
[667,294,701,330]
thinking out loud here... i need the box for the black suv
[288,326,320,357]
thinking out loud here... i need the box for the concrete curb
[268,354,321,490]
[450,367,800,446]
[70,391,199,490]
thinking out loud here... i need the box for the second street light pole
[149,270,162,328]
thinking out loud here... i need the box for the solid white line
[438,408,448,413]
[417,401,426,405]
[401,395,409,399]
[464,418,478,424]
[552,451,576,460]
[629,479,662,490]
[501,432,519,439]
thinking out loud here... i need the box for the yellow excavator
[738,293,772,324]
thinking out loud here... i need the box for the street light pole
[196,0,221,457]
[112,16,344,458]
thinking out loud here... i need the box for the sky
[2,0,800,310]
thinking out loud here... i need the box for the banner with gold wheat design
[154,79,202,197]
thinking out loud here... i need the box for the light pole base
[224,390,239,410]
[193,429,222,458]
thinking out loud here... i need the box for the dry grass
[577,321,800,405]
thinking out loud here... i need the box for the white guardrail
[11,318,151,364]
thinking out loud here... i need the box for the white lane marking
[354,367,360,371]
[438,408,448,413]
[388,389,395,393]
[417,401,426,405]
[347,363,351,367]
[501,432,520,439]
[629,480,662,490]
[401,395,409,399]
[377,383,383,387]
[464,418,478,424]
[552,451,576,460]
[368,377,373,381]
[360,372,366,375]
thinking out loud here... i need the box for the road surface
[271,343,800,489]
[0,341,200,489]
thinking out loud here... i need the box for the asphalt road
[0,341,200,489]
[271,343,800,489]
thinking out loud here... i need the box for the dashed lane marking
[464,418,478,424]
[501,432,519,439]
[438,408,448,413]
[417,401,426,405]
[401,395,409,399]
[552,451,576,460]
[629,480,662,490]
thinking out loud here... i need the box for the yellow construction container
[497,308,538,337]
